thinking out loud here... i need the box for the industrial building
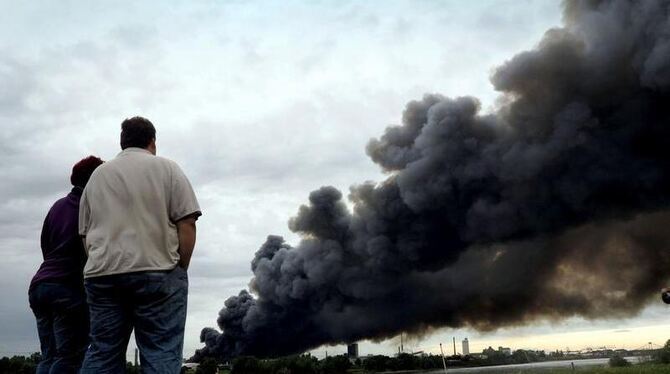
[462,338,470,355]
[347,343,359,358]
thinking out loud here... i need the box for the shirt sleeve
[169,161,202,222]
[78,187,91,236]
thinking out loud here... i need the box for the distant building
[347,343,359,358]
[498,346,512,356]
[462,338,470,355]
[483,346,496,356]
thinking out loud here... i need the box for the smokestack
[453,337,456,356]
[196,0,670,361]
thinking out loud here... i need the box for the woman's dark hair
[71,156,104,188]
[120,116,156,150]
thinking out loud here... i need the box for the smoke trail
[197,0,670,359]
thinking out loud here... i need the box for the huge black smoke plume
[198,0,670,359]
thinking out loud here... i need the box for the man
[79,117,201,373]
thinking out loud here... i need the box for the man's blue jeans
[80,267,188,374]
[29,282,89,374]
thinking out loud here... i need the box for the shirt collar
[118,147,153,156]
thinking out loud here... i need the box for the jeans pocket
[173,266,188,282]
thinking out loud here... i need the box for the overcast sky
[2,0,668,360]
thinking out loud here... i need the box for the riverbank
[545,364,670,374]
[421,358,657,374]
[209,362,670,374]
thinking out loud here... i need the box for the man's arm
[169,161,201,270]
[177,217,197,270]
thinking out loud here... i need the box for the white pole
[439,343,448,374]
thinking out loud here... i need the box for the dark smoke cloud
[197,0,670,360]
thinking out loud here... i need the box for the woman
[29,156,103,374]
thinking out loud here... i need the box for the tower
[347,343,359,358]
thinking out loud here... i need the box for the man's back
[79,116,200,374]
[80,147,200,278]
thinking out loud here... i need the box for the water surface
[426,357,645,373]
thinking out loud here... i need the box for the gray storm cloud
[197,0,670,359]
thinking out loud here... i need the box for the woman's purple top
[30,187,87,290]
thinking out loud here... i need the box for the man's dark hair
[71,155,104,188]
[120,116,156,150]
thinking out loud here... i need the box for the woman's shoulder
[47,191,80,220]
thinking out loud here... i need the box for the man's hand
[176,217,197,270]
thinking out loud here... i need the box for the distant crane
[634,342,662,351]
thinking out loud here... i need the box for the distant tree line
[0,353,40,374]
[479,348,549,366]
[224,353,462,373]
[359,353,448,372]
[0,354,144,374]
[230,354,350,374]
[656,339,670,364]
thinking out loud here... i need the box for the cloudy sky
[2,0,668,360]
